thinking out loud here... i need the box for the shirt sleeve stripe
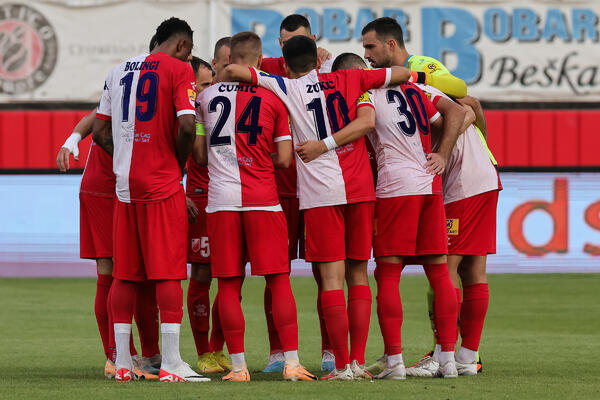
[274,135,292,143]
[176,109,195,117]
[96,113,111,121]
[357,103,375,109]
[429,112,441,123]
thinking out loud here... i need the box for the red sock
[135,280,160,358]
[424,263,458,352]
[264,285,282,354]
[209,292,225,352]
[265,273,298,352]
[348,285,371,364]
[312,268,331,353]
[460,283,489,351]
[374,261,403,356]
[455,287,463,328]
[217,277,245,354]
[321,289,350,369]
[187,279,211,355]
[156,280,183,324]
[107,281,137,361]
[95,274,113,359]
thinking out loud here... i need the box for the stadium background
[1,0,599,277]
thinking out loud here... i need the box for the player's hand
[186,196,199,224]
[424,152,446,175]
[296,140,327,163]
[317,47,332,64]
[57,132,82,172]
[56,147,73,172]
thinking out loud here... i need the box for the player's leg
[141,191,209,382]
[344,202,374,379]
[245,210,316,381]
[312,263,335,371]
[368,196,421,379]
[372,256,406,380]
[207,211,249,381]
[262,285,285,372]
[111,278,139,381]
[94,258,113,367]
[456,255,488,375]
[209,292,231,371]
[305,205,352,380]
[133,280,160,379]
[188,262,223,373]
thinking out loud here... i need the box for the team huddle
[56,14,501,383]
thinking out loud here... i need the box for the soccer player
[212,36,231,83]
[185,56,231,374]
[258,13,335,374]
[92,17,208,382]
[57,109,161,380]
[360,16,469,375]
[194,31,316,382]
[224,35,420,380]
[417,87,501,376]
[296,53,466,379]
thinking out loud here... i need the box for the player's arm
[176,114,196,171]
[57,108,97,171]
[458,96,486,139]
[92,117,113,157]
[425,97,466,175]
[272,140,292,169]
[296,105,375,163]
[424,73,467,99]
[192,122,208,166]
[223,64,253,84]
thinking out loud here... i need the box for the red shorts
[445,190,499,255]
[304,201,374,262]
[187,195,210,264]
[79,193,115,259]
[207,211,289,277]
[281,196,301,261]
[374,195,447,257]
[112,190,188,282]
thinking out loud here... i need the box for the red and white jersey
[368,83,441,198]
[196,82,292,213]
[416,84,501,204]
[186,156,209,196]
[260,56,333,198]
[250,66,391,210]
[97,52,197,203]
[80,141,115,197]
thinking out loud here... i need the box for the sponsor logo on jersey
[447,218,459,235]
[188,88,196,105]
[0,3,58,94]
[425,63,441,73]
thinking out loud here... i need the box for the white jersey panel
[255,69,347,209]
[368,86,435,198]
[197,87,243,211]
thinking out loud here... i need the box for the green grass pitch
[1,273,599,399]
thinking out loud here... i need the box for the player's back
[368,82,441,198]
[415,84,501,203]
[196,81,291,211]
[98,52,196,203]
[253,67,390,209]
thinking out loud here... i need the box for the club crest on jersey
[191,238,201,253]
[447,219,459,235]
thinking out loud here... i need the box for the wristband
[408,71,427,84]
[195,122,205,136]
[323,135,337,151]
[62,132,82,152]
